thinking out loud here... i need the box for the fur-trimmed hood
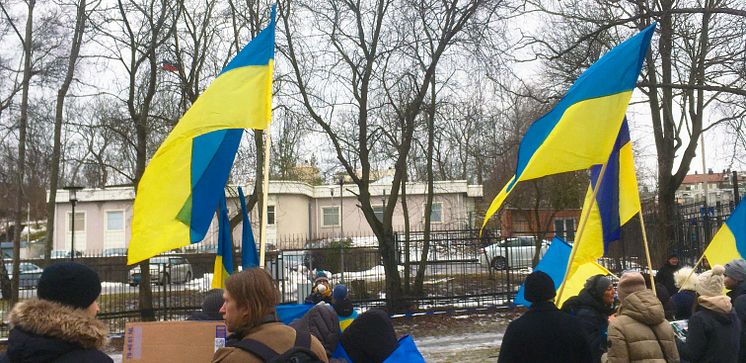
[674,266,698,291]
[8,299,108,349]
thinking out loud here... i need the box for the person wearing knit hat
[677,265,742,363]
[670,267,698,319]
[189,288,225,320]
[498,271,593,363]
[331,284,359,332]
[561,274,616,362]
[605,272,680,362]
[0,262,112,362]
[305,270,332,304]
[656,254,682,298]
[723,259,746,363]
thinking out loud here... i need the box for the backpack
[227,330,325,363]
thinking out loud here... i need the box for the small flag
[238,186,259,269]
[161,61,179,73]
[212,193,234,288]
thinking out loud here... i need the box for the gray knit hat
[725,259,746,282]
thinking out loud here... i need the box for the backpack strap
[228,339,280,361]
[294,329,311,349]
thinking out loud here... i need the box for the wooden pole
[638,209,657,296]
[555,162,609,305]
[259,130,271,268]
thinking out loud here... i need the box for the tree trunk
[135,119,155,321]
[414,78,436,295]
[400,169,410,295]
[45,0,88,263]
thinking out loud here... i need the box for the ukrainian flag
[704,199,746,266]
[128,6,276,265]
[568,119,641,272]
[482,24,654,231]
[212,194,234,288]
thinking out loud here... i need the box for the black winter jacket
[498,301,593,363]
[0,299,112,363]
[727,281,746,363]
[562,289,614,362]
[656,262,681,297]
[676,301,741,363]
[289,304,340,356]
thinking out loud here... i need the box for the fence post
[733,170,740,204]
[340,242,345,284]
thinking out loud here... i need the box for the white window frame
[424,202,444,223]
[321,206,340,227]
[65,210,87,251]
[372,205,384,223]
[267,205,276,225]
[103,209,126,250]
[67,211,86,232]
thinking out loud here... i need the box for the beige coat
[212,322,329,363]
[605,289,680,363]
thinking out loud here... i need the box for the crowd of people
[0,261,422,363]
[499,255,746,363]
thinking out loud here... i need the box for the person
[656,254,681,296]
[604,272,679,363]
[561,274,616,362]
[338,309,400,363]
[670,267,698,320]
[331,285,358,332]
[305,270,333,304]
[641,272,676,320]
[289,304,340,359]
[188,288,224,321]
[0,262,112,363]
[498,271,593,363]
[212,268,328,363]
[676,265,741,363]
[724,258,746,362]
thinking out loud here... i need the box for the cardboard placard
[123,321,227,363]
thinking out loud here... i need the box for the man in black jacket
[498,271,593,363]
[656,254,681,295]
[0,262,112,363]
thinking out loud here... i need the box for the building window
[106,211,124,231]
[373,205,384,222]
[68,212,85,232]
[322,206,339,227]
[428,203,443,223]
[554,218,576,241]
[267,205,276,225]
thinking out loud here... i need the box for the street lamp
[63,186,83,261]
[338,176,344,238]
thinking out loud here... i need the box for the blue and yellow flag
[704,199,746,266]
[481,24,654,231]
[128,6,276,264]
[568,119,641,272]
[514,237,610,307]
[212,194,234,288]
[238,186,259,269]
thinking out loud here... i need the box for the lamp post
[63,186,83,261]
[338,176,344,238]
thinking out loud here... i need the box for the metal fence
[0,203,738,337]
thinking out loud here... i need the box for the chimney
[694,170,698,175]
[708,168,713,175]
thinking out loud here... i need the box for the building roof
[52,180,484,204]
[681,172,741,185]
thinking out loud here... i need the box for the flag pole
[677,253,707,292]
[637,209,657,296]
[555,161,609,305]
[259,130,271,268]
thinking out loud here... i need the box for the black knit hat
[201,288,224,319]
[524,271,556,302]
[38,262,101,309]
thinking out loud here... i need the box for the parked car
[267,250,310,281]
[51,250,69,259]
[103,248,128,257]
[4,262,43,289]
[479,236,550,270]
[128,256,193,286]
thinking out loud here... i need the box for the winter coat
[0,299,112,363]
[656,262,681,297]
[498,301,593,363]
[562,289,615,362]
[652,283,677,321]
[212,321,328,363]
[670,289,696,320]
[676,296,741,363]
[289,304,340,357]
[340,309,398,363]
[727,281,746,363]
[604,290,679,363]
